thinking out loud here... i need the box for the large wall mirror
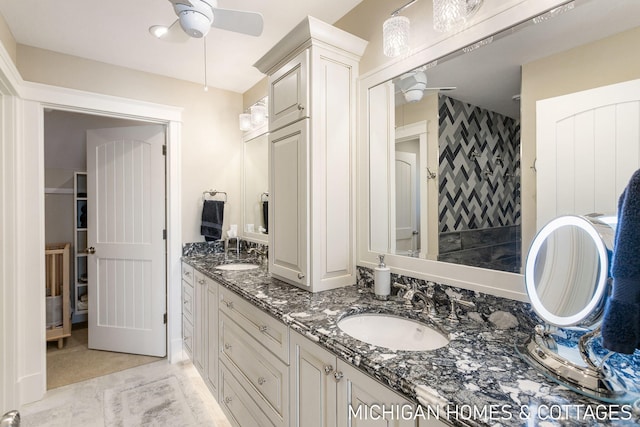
[364,0,640,296]
[242,129,269,243]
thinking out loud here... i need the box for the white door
[395,151,418,254]
[537,79,640,228]
[87,125,166,357]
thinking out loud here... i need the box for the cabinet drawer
[182,316,193,358]
[220,312,289,426]
[219,286,289,363]
[182,262,194,285]
[220,362,277,427]
[182,280,194,323]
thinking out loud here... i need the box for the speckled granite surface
[183,253,640,426]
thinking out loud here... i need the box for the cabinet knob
[198,279,206,285]
[224,397,233,404]
[333,371,344,382]
[259,325,268,333]
[224,343,232,350]
[323,365,334,375]
[297,104,305,111]
[184,271,191,277]
[86,247,96,255]
[297,273,305,280]
[258,377,267,386]
[223,300,234,309]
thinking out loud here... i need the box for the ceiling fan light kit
[151,0,264,43]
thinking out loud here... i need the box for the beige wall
[0,12,15,64]
[17,45,244,243]
[520,26,640,253]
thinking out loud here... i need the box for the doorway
[43,110,165,389]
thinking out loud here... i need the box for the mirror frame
[241,123,269,244]
[357,0,573,301]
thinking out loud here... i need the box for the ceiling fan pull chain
[203,37,208,92]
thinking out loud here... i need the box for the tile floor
[20,359,232,427]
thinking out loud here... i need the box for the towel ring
[202,189,227,203]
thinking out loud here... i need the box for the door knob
[86,247,96,254]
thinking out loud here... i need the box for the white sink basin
[215,263,260,271]
[337,314,449,351]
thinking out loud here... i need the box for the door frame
[1,56,184,406]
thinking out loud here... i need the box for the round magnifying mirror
[525,215,614,328]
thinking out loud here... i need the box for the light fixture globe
[239,113,252,131]
[250,104,267,126]
[383,15,410,57]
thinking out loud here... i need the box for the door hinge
[162,145,167,156]
[163,229,167,240]
[163,313,167,324]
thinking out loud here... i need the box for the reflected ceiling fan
[394,69,456,103]
[150,0,264,42]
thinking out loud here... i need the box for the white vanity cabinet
[219,286,290,427]
[181,262,194,358]
[254,16,367,292]
[291,330,420,427]
[193,270,219,398]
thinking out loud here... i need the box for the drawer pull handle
[297,273,305,280]
[258,377,267,386]
[224,343,232,350]
[224,397,233,404]
[184,271,191,277]
[223,300,234,309]
[198,279,206,285]
[333,371,344,382]
[323,365,333,375]
[259,325,268,333]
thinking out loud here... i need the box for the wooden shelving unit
[45,243,71,348]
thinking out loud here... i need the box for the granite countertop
[183,254,640,427]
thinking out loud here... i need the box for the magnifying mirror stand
[517,325,630,402]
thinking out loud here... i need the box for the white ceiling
[0,0,362,94]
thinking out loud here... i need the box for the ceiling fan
[150,0,264,42]
[394,69,456,103]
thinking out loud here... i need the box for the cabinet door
[269,49,309,131]
[290,331,338,427]
[269,119,309,287]
[193,271,208,374]
[337,361,417,427]
[206,280,218,397]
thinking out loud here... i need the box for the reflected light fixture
[239,113,252,131]
[383,0,417,58]
[433,0,484,33]
[250,103,267,126]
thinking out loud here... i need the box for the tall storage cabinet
[254,16,367,292]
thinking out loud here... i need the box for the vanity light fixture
[433,0,484,33]
[382,0,417,58]
[239,97,268,131]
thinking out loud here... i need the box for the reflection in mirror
[369,0,640,275]
[243,132,268,241]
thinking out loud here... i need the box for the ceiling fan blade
[211,8,264,37]
[168,0,194,7]
[155,19,191,43]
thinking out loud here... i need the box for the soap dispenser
[374,254,391,300]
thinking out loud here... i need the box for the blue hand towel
[601,169,640,354]
[200,200,224,242]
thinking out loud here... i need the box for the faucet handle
[448,296,475,322]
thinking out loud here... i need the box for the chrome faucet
[393,282,437,315]
[413,283,437,316]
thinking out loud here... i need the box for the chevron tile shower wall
[438,95,521,272]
